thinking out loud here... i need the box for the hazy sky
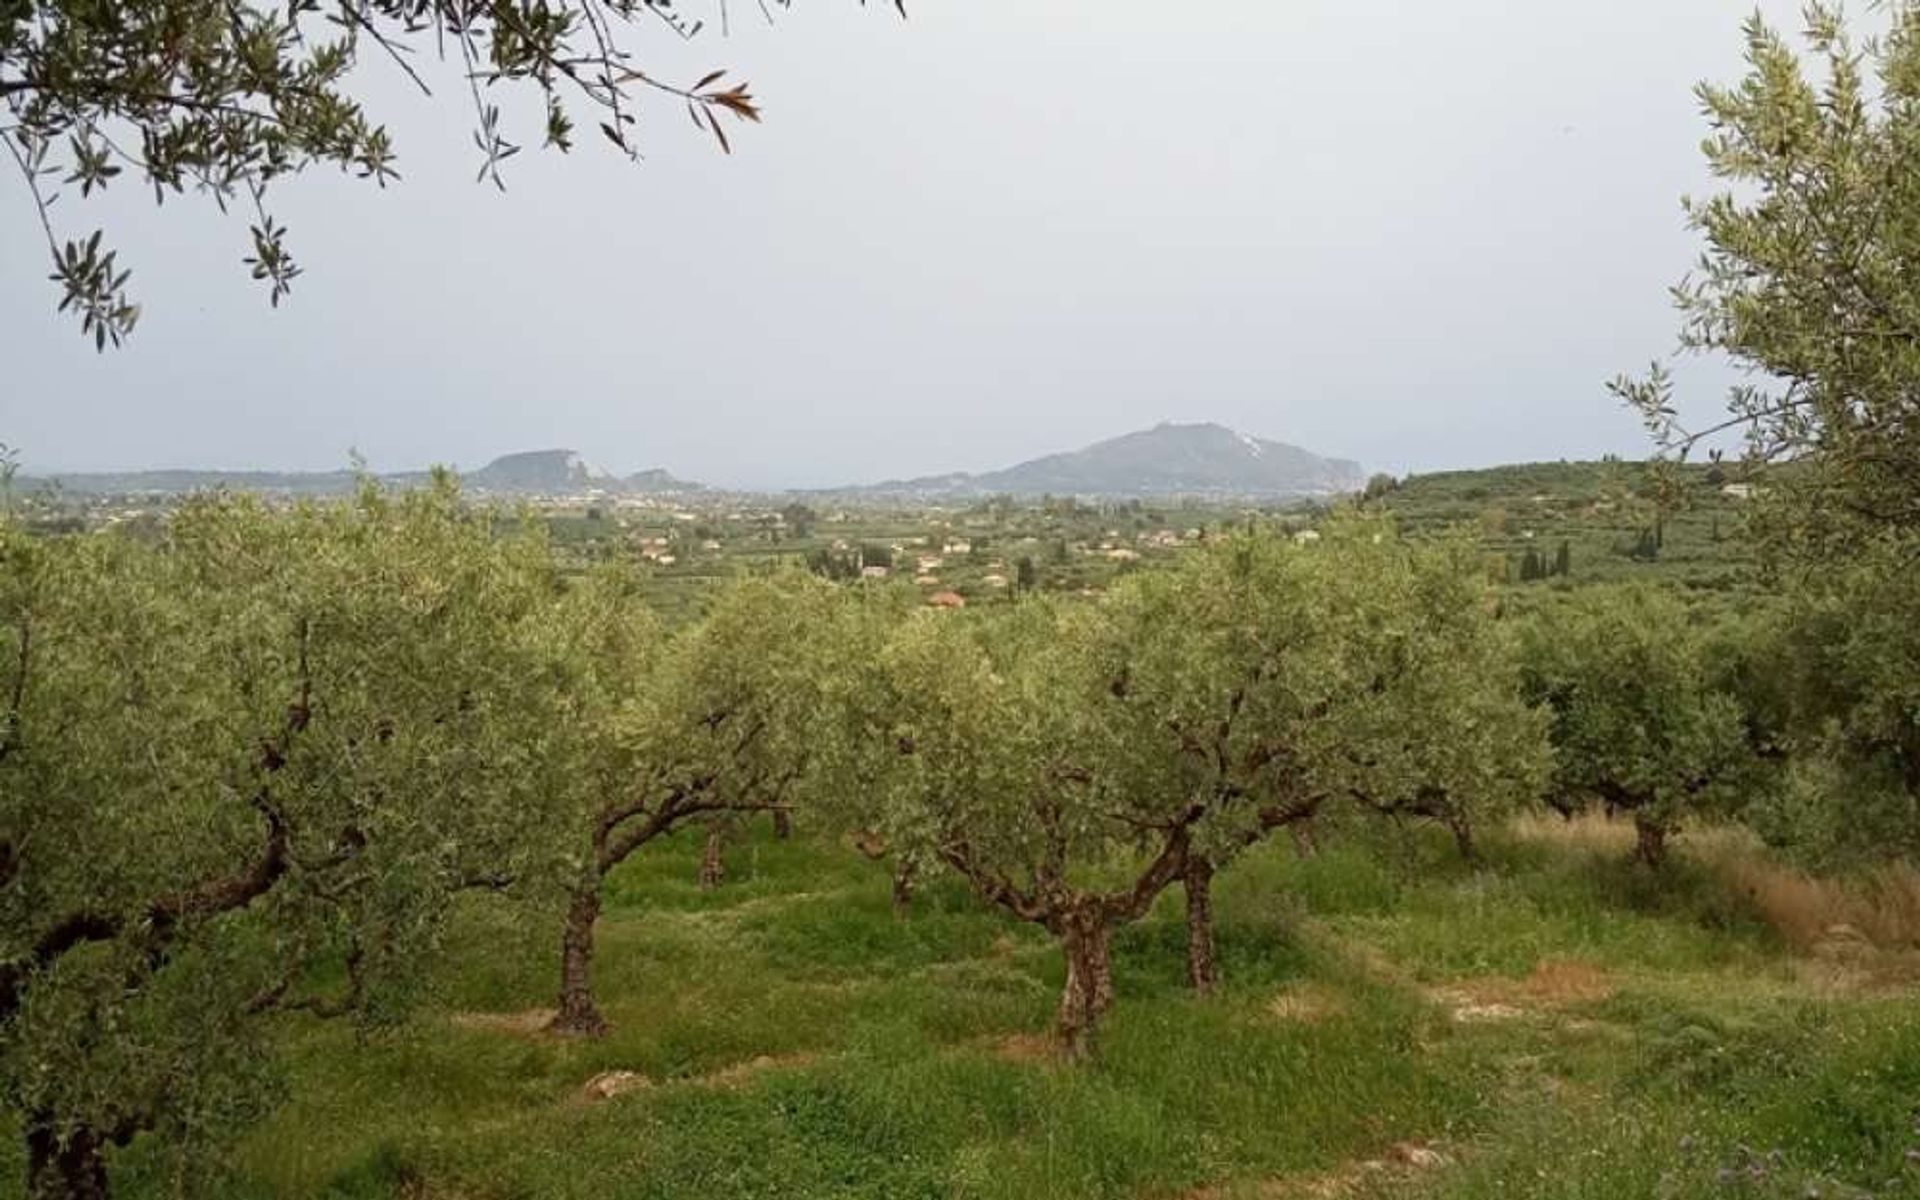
[2,1,1816,487]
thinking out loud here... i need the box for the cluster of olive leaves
[1,1,897,348]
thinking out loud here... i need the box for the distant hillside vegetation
[860,422,1365,499]
[1370,459,1757,591]
[20,449,702,497]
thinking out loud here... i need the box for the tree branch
[1,619,314,1021]
[0,615,28,765]
[1100,822,1193,924]
[936,840,1049,923]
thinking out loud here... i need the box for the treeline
[3,473,1915,1196]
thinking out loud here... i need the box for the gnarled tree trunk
[1182,855,1218,995]
[1290,819,1320,859]
[26,1118,109,1200]
[1446,812,1480,865]
[699,826,727,890]
[549,883,609,1036]
[891,857,917,920]
[1055,909,1115,1059]
[771,807,793,840]
[1633,817,1669,869]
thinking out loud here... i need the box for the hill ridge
[854,421,1364,499]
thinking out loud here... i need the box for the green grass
[53,821,1920,1199]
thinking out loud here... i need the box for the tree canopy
[0,479,579,1194]
[1,0,896,347]
[1521,586,1751,867]
[1616,2,1920,558]
[830,523,1552,1051]
[543,568,893,1035]
[1616,2,1920,870]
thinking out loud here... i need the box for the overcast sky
[2,1,1818,488]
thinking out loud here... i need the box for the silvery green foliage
[844,520,1552,895]
[1096,519,1548,865]
[1752,535,1920,866]
[1521,585,1752,856]
[539,566,906,1036]
[1615,3,1920,556]
[0,0,831,346]
[1305,528,1553,852]
[829,521,1550,1047]
[0,478,581,1187]
[591,569,900,847]
[1615,2,1920,869]
[847,596,1113,901]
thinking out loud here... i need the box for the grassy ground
[87,819,1920,1200]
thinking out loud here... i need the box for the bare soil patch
[449,1008,560,1037]
[700,1052,818,1089]
[970,1031,1063,1065]
[579,1070,651,1102]
[577,1053,819,1104]
[1181,1138,1453,1198]
[1429,958,1615,1023]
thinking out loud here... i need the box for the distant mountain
[19,425,1355,501]
[23,450,703,497]
[859,423,1364,499]
[622,467,697,493]
[19,467,366,496]
[465,449,612,492]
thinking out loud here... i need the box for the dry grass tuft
[1511,812,1760,859]
[1707,853,1920,955]
[1512,813,1920,956]
[1510,811,1640,856]
[1508,958,1615,1005]
[1266,982,1349,1024]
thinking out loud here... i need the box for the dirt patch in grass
[1182,1139,1454,1198]
[449,1008,559,1037]
[579,1069,651,1102]
[577,1053,820,1104]
[699,1052,819,1089]
[966,1031,1064,1066]
[1430,959,1616,1023]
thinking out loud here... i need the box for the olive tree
[1101,524,1549,995]
[546,571,873,1036]
[1520,586,1750,868]
[1617,4,1920,866]
[0,479,573,1198]
[1757,540,1920,865]
[848,601,1196,1058]
[1093,529,1355,997]
[1327,538,1553,867]
[1,0,899,346]
[1616,3,1920,556]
